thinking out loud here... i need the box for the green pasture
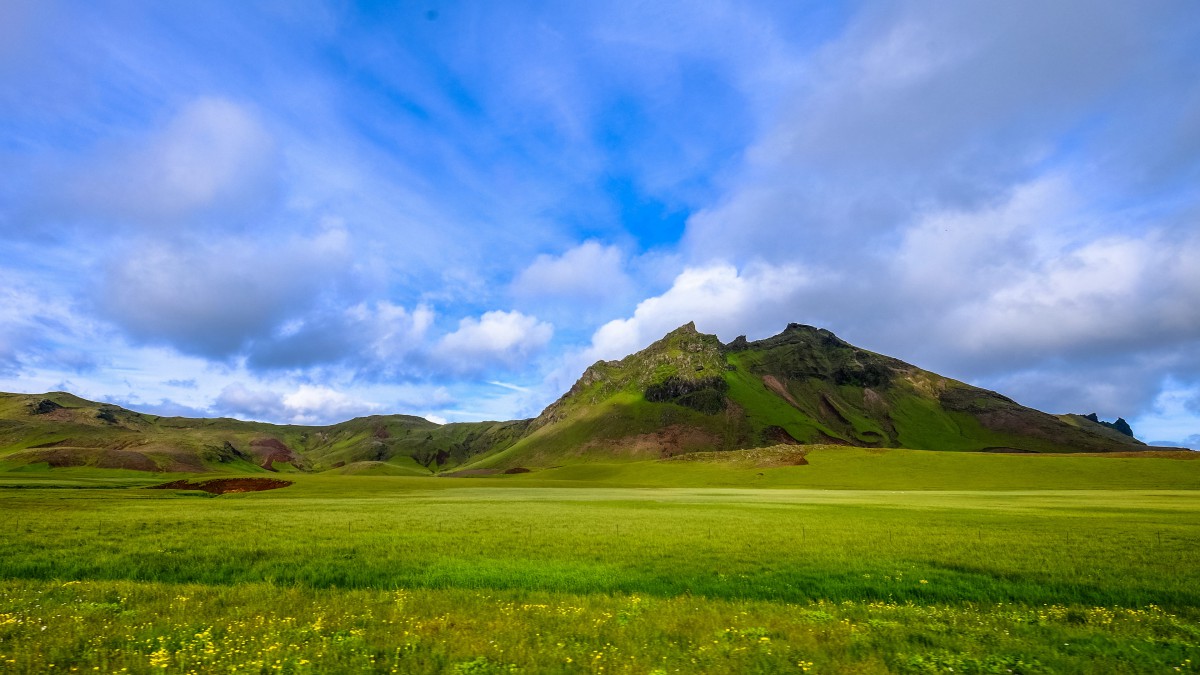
[1,450,1199,672]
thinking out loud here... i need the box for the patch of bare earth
[16,442,215,473]
[149,478,292,494]
[15,447,159,472]
[862,387,888,411]
[248,438,301,471]
[667,444,811,467]
[762,375,803,410]
[579,424,723,459]
[442,468,504,477]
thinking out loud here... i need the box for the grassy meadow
[1,448,1199,672]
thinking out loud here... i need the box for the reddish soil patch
[503,467,532,474]
[442,468,503,477]
[249,437,300,471]
[667,445,811,467]
[19,447,160,472]
[582,424,723,460]
[149,478,292,494]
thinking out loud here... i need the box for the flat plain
[1,448,1199,673]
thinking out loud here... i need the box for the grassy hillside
[459,323,1147,471]
[0,391,300,473]
[0,322,1159,476]
[499,445,1200,490]
[0,391,522,475]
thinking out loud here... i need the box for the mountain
[0,323,1150,475]
[457,322,1146,470]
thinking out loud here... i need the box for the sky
[2,1,1199,446]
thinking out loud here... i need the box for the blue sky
[2,1,1199,446]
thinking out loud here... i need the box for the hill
[462,323,1148,470]
[0,322,1158,475]
[0,391,525,475]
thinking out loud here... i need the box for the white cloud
[282,385,382,424]
[487,380,532,393]
[215,382,382,425]
[434,310,554,373]
[1130,381,1200,446]
[247,300,435,373]
[369,302,435,358]
[537,261,814,410]
[582,262,810,363]
[894,176,1076,302]
[99,226,351,357]
[948,231,1200,359]
[0,270,106,376]
[683,1,1178,265]
[511,240,633,307]
[68,97,280,228]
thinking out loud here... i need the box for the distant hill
[0,322,1155,475]
[0,391,525,475]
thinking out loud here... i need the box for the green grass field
[1,449,1199,672]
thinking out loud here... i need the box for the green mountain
[459,322,1146,470]
[0,323,1150,475]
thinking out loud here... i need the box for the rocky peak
[1083,413,1135,438]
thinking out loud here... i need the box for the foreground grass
[1,467,1199,672]
[2,579,1197,674]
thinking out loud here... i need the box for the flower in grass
[149,648,172,668]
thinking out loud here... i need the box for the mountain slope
[461,323,1146,470]
[0,391,524,474]
[0,322,1152,475]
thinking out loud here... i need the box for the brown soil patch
[442,468,503,477]
[503,467,532,474]
[762,375,803,410]
[149,478,292,494]
[249,437,300,471]
[581,424,723,459]
[667,444,811,467]
[819,393,852,426]
[16,447,160,472]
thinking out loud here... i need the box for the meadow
[1,448,1199,673]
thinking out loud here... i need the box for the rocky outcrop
[1084,413,1135,438]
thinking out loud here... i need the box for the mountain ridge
[0,322,1172,475]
